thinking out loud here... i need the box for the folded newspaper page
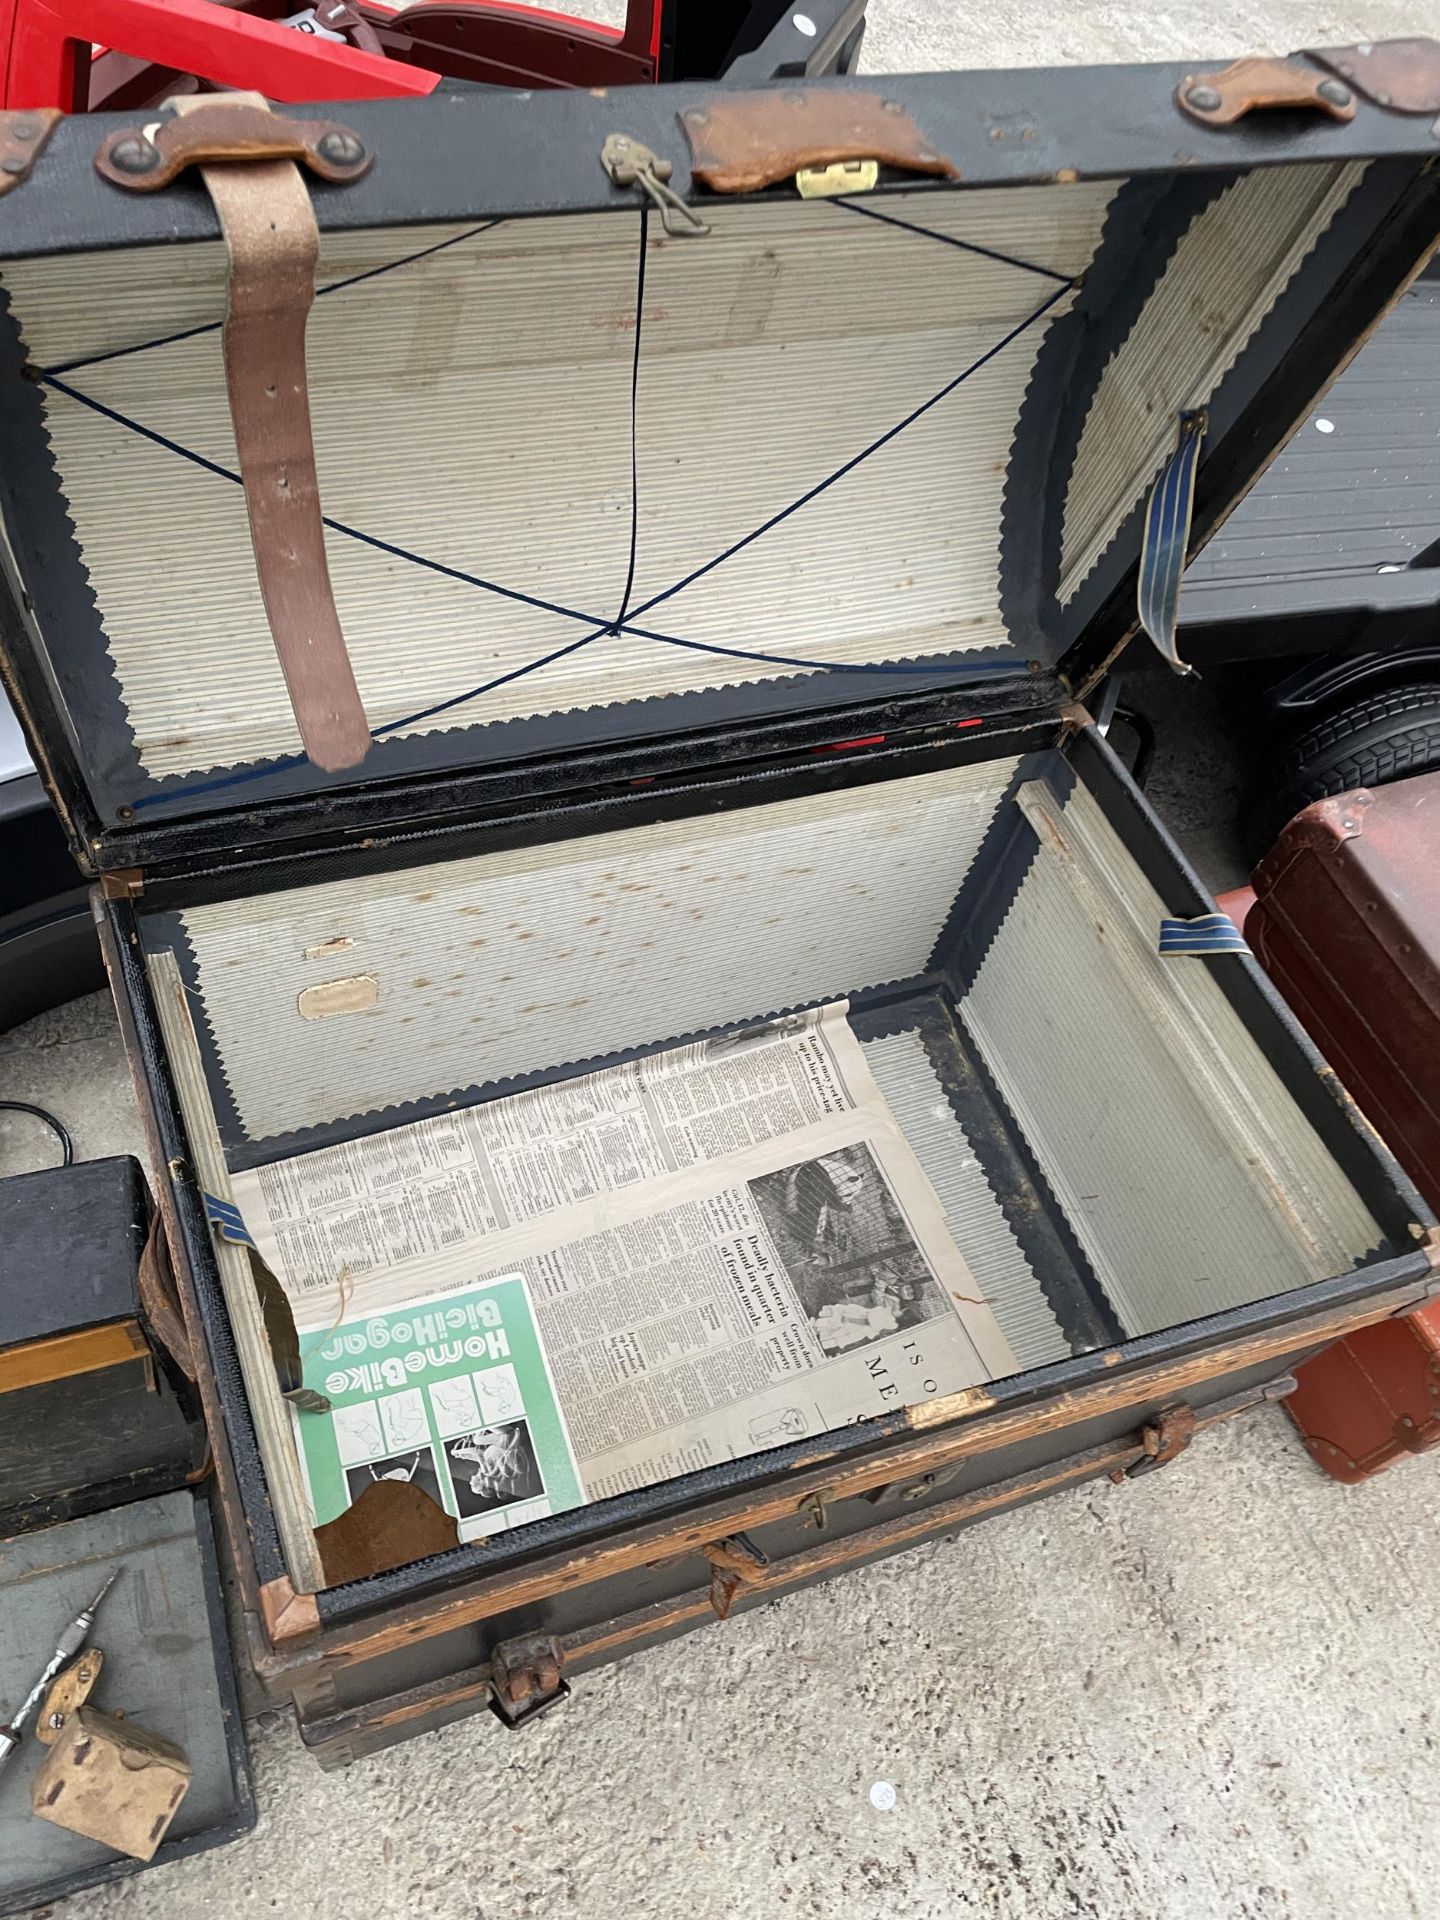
[232,1007,1020,1543]
[233,1004,882,1301]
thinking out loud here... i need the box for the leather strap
[174,99,371,772]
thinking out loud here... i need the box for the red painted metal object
[0,0,663,111]
[1243,777,1440,1483]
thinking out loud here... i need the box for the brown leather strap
[170,98,371,773]
[137,1213,197,1380]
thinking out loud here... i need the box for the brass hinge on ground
[489,1631,569,1728]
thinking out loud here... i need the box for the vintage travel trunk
[1247,776,1440,1481]
[3,52,1440,1763]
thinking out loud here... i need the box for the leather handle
[679,89,956,194]
[1176,57,1357,128]
[94,102,372,191]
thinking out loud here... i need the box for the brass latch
[489,1631,570,1728]
[704,1531,770,1619]
[796,158,879,197]
[601,133,710,237]
[1115,1403,1198,1480]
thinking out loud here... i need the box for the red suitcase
[1245,778,1440,1482]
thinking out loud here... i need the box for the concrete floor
[5,5,1440,1916]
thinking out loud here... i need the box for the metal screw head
[10,118,38,141]
[316,130,365,167]
[1316,78,1352,107]
[1,155,26,175]
[1185,84,1223,111]
[792,11,817,32]
[108,136,160,175]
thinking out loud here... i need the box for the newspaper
[232,1005,872,1301]
[232,1007,1019,1540]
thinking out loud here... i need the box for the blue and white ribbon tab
[1158,913,1250,958]
[203,1191,254,1247]
[1138,411,1206,673]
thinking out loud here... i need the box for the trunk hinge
[99,867,144,900]
[93,97,374,775]
[1115,1403,1198,1481]
[489,1632,569,1729]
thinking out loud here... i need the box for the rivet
[882,99,902,114]
[316,130,365,167]
[1375,93,1392,107]
[792,11,817,33]
[1185,85,1223,111]
[1,155,25,175]
[108,136,160,175]
[10,118,38,140]
[1316,78,1352,107]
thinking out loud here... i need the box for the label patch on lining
[297,974,379,1019]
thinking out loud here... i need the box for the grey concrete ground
[5,5,1440,1916]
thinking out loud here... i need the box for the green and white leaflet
[292,1274,582,1543]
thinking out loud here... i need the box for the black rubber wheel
[1245,681,1440,862]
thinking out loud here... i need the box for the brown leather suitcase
[1247,776,1440,1482]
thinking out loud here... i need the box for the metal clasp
[489,1631,570,1729]
[703,1532,770,1620]
[1122,1404,1198,1480]
[795,157,879,198]
[601,132,710,237]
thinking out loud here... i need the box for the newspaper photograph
[276,1028,1019,1522]
[232,1003,872,1304]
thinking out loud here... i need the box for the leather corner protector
[258,1575,322,1644]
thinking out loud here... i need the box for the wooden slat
[0,1319,148,1396]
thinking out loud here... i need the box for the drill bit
[0,1569,119,1775]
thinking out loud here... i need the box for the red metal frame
[0,0,665,109]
